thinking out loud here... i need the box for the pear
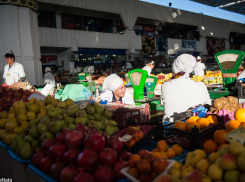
[67,104,80,117]
[0,129,7,140]
[26,111,36,121]
[87,121,95,128]
[9,107,14,113]
[13,126,24,135]
[94,121,103,131]
[15,136,27,155]
[6,117,17,123]
[29,119,40,128]
[52,115,63,121]
[40,116,51,125]
[49,121,62,134]
[51,99,58,107]
[20,121,29,127]
[31,140,40,151]
[87,115,95,120]
[39,132,54,143]
[45,105,55,112]
[36,100,46,108]
[29,98,37,104]
[7,113,15,119]
[17,113,27,123]
[28,104,40,114]
[12,101,26,110]
[103,109,113,119]
[93,102,104,114]
[29,126,39,138]
[11,138,17,153]
[38,110,47,117]
[47,107,63,118]
[109,119,118,126]
[0,119,6,129]
[20,142,33,160]
[57,101,67,109]
[14,107,27,117]
[56,120,67,128]
[86,106,95,114]
[37,123,48,134]
[104,125,116,136]
[75,110,87,118]
[101,116,109,126]
[67,124,76,130]
[5,121,18,132]
[64,117,74,125]
[74,117,88,125]
[44,95,53,105]
[0,111,8,119]
[24,135,35,143]
[5,133,18,146]
[93,113,102,121]
[62,112,68,119]
[65,98,74,106]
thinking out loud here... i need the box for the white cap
[7,50,15,56]
[197,56,202,60]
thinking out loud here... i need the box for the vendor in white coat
[3,50,26,85]
[142,60,155,76]
[161,54,211,122]
[100,74,135,104]
[194,56,205,76]
[41,67,56,96]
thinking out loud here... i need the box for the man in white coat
[161,54,211,122]
[100,74,135,104]
[142,60,155,76]
[194,56,205,76]
[3,50,26,85]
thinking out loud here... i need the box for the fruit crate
[132,140,188,161]
[159,114,224,150]
[113,125,157,153]
[8,149,32,164]
[1,140,11,149]
[111,104,150,130]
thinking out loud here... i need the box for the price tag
[121,135,134,142]
[225,126,245,144]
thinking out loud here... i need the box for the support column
[0,5,42,85]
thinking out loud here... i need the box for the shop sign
[143,25,154,31]
[0,0,38,12]
[182,40,196,51]
[41,55,57,63]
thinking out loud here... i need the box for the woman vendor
[161,54,211,122]
[142,60,155,76]
[100,74,135,104]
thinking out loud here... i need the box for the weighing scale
[210,50,245,99]
[145,76,158,99]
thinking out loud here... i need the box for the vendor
[44,67,55,87]
[51,66,58,78]
[3,50,26,85]
[142,60,155,76]
[194,56,205,76]
[161,54,211,122]
[100,74,135,104]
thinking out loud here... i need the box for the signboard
[225,126,245,145]
[0,0,38,12]
[182,40,196,51]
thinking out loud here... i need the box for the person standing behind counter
[194,56,205,76]
[142,60,155,76]
[3,50,26,85]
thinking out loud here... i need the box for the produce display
[150,73,172,84]
[192,70,223,84]
[209,96,241,113]
[95,76,106,85]
[169,141,245,182]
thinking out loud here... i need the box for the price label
[121,135,134,142]
[225,126,245,145]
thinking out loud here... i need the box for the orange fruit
[153,152,162,158]
[217,143,228,151]
[136,159,151,174]
[174,121,186,131]
[152,158,169,174]
[185,119,196,125]
[128,154,141,168]
[203,140,218,154]
[197,118,210,130]
[138,150,149,158]
[144,153,157,163]
[128,168,140,179]
[187,122,200,132]
[225,120,241,133]
[171,144,184,156]
[234,108,245,123]
[213,129,227,144]
[156,140,169,152]
[159,152,169,159]
[189,116,200,122]
[166,148,176,158]
[207,115,218,125]
[139,174,152,182]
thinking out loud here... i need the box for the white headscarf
[45,67,51,73]
[102,74,124,91]
[172,54,197,76]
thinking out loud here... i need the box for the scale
[210,50,245,99]
[145,76,158,99]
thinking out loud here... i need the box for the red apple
[219,154,237,171]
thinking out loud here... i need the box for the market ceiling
[190,0,245,16]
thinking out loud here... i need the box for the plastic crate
[113,125,157,153]
[1,140,11,149]
[132,140,188,161]
[8,149,32,164]
[111,104,150,129]
[29,163,57,182]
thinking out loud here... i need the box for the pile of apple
[169,141,245,182]
[0,85,33,111]
[32,125,132,182]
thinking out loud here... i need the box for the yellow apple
[201,174,212,182]
[214,156,221,167]
[190,154,203,167]
[172,161,183,169]
[217,145,229,156]
[209,152,220,164]
[196,159,210,174]
[219,154,237,171]
[224,170,241,182]
[238,152,245,172]
[193,149,206,159]
[181,164,194,171]
[181,168,194,179]
[208,164,223,181]
[228,141,245,158]
[170,167,181,178]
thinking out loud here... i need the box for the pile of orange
[223,108,245,133]
[128,149,169,181]
[173,115,218,132]
[150,140,184,159]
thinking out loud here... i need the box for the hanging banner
[206,38,225,55]
[0,0,38,12]
[182,40,197,51]
[142,36,156,55]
